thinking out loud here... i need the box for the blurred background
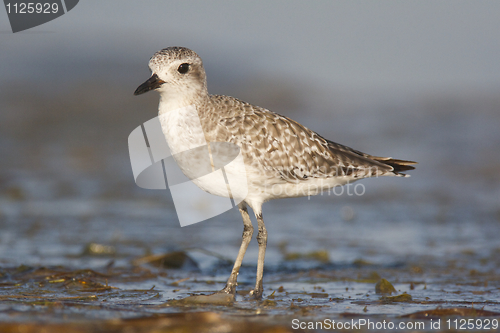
[0,0,499,290]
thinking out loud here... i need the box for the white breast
[159,104,245,199]
[159,104,206,155]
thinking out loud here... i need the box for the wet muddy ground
[1,80,500,332]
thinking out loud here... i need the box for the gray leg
[221,204,253,294]
[250,212,267,299]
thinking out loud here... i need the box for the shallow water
[1,77,500,331]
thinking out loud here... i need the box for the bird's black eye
[177,63,190,74]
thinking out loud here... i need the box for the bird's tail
[370,156,417,177]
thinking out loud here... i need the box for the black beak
[134,74,165,96]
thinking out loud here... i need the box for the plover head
[134,47,207,106]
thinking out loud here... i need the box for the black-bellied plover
[134,47,416,300]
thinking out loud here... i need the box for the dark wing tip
[375,158,417,175]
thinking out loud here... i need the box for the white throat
[158,92,193,115]
[158,103,206,156]
[157,82,207,116]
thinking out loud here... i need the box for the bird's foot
[168,282,236,306]
[174,287,234,305]
[219,282,236,295]
[248,287,263,300]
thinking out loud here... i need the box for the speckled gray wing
[198,95,416,183]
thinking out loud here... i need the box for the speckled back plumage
[195,94,414,184]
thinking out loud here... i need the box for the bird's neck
[158,89,208,115]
